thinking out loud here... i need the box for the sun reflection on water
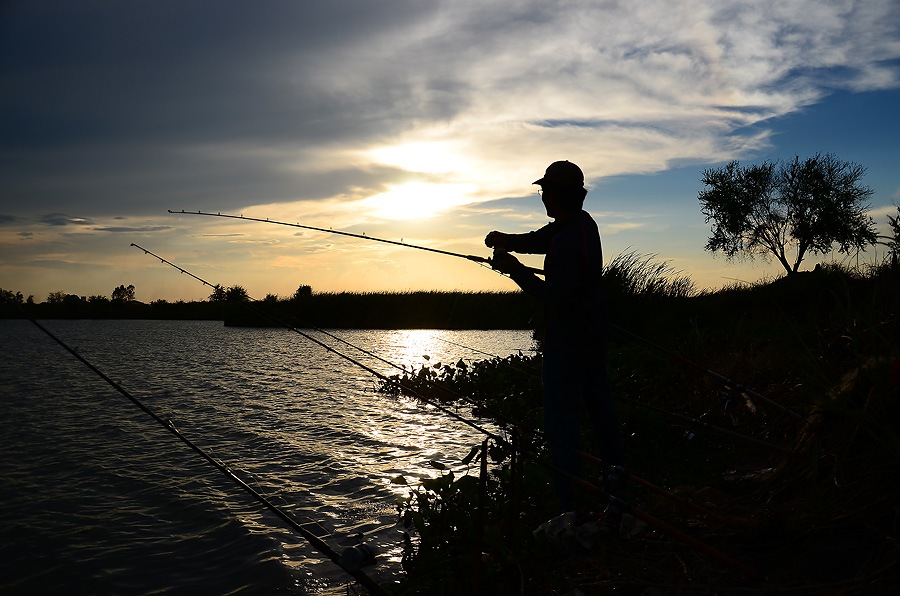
[380,329,448,370]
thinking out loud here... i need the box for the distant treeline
[0,290,540,330]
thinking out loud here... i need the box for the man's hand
[489,249,523,275]
[484,231,509,250]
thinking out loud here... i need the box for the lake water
[0,319,535,595]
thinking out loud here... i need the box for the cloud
[1,1,898,223]
[870,204,899,218]
[604,222,648,235]
[39,213,95,226]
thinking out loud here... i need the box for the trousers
[541,343,624,511]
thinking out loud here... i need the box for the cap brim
[532,178,544,185]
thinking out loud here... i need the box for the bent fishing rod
[136,245,763,580]
[17,307,388,596]
[168,209,544,275]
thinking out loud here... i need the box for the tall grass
[603,250,696,299]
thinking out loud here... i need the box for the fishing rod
[136,246,764,580]
[168,209,545,275]
[18,308,389,596]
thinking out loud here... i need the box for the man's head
[533,160,587,218]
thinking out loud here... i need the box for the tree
[209,285,227,302]
[292,284,312,302]
[208,285,250,302]
[0,288,23,304]
[699,153,878,275]
[225,285,250,302]
[111,284,136,302]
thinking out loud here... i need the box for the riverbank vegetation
[374,259,900,594]
[0,287,538,329]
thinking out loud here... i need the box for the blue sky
[2,1,899,302]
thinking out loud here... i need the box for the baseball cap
[533,160,584,188]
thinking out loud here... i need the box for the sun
[363,182,474,220]
[360,139,480,220]
[366,140,470,174]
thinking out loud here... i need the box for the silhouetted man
[486,160,624,513]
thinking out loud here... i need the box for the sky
[2,0,900,303]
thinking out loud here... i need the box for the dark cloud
[0,1,434,147]
[0,214,17,225]
[0,1,446,217]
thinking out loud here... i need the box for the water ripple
[0,320,532,593]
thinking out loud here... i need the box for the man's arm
[509,232,583,306]
[485,222,556,255]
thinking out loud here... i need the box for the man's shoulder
[579,209,599,227]
[556,211,599,236]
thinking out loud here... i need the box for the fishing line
[134,246,765,578]
[17,307,389,596]
[435,335,538,362]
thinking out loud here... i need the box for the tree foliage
[292,284,312,302]
[111,284,136,302]
[0,288,24,304]
[209,284,250,302]
[699,153,878,275]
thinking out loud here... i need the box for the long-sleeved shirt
[506,210,608,352]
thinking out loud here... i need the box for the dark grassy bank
[225,290,539,329]
[0,290,539,330]
[375,262,900,594]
